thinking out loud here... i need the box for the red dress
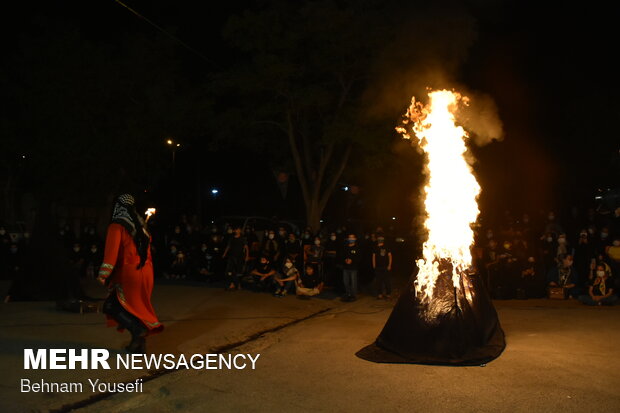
[98,223,163,334]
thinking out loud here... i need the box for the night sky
[2,0,619,229]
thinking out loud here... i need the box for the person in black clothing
[323,232,340,288]
[260,230,281,265]
[223,227,248,291]
[285,232,302,268]
[206,233,225,279]
[4,243,25,302]
[342,233,362,302]
[249,255,277,291]
[84,243,103,279]
[372,237,393,299]
[578,264,618,305]
[296,264,323,298]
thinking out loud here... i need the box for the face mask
[201,246,207,252]
[227,229,233,234]
[330,236,336,241]
[171,248,177,254]
[73,247,80,253]
[212,228,218,233]
[558,237,566,244]
[601,233,608,239]
[377,237,385,243]
[285,262,293,269]
[314,240,320,246]
[303,234,310,239]
[90,248,97,253]
[175,229,181,234]
[613,240,620,247]
[336,229,342,234]
[580,233,587,238]
[268,234,275,240]
[588,228,595,235]
[546,237,553,243]
[279,231,286,237]
[596,270,605,277]
[347,239,355,244]
[0,229,5,236]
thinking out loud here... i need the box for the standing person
[342,233,362,302]
[372,236,393,299]
[222,226,248,291]
[306,236,325,280]
[97,194,163,353]
[323,231,340,288]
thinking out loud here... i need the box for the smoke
[456,90,504,145]
[363,2,503,146]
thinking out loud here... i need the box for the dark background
[1,0,619,233]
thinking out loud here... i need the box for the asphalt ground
[1,279,619,413]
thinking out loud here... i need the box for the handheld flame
[397,89,480,303]
[145,208,156,221]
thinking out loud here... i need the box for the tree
[216,0,398,231]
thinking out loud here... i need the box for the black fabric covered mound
[357,270,505,366]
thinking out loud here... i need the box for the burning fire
[145,208,157,220]
[397,90,480,302]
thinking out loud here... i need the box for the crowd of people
[473,207,620,305]
[156,220,395,302]
[1,205,619,306]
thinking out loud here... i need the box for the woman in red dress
[97,194,163,353]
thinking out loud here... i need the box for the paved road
[2,281,620,413]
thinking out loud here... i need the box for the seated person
[578,264,618,306]
[274,258,298,297]
[249,255,277,291]
[296,264,323,297]
[546,253,579,298]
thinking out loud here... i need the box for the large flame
[397,90,480,302]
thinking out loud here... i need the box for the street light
[166,138,181,175]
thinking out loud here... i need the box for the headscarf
[111,194,150,269]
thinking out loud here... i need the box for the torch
[144,208,156,223]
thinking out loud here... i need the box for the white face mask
[268,234,274,239]
[314,240,321,246]
[285,262,293,269]
[613,240,620,247]
[596,270,605,277]
[558,237,566,244]
[330,236,336,241]
[90,248,97,253]
[546,237,553,243]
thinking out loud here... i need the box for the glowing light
[144,208,157,220]
[397,90,480,303]
[166,139,173,145]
